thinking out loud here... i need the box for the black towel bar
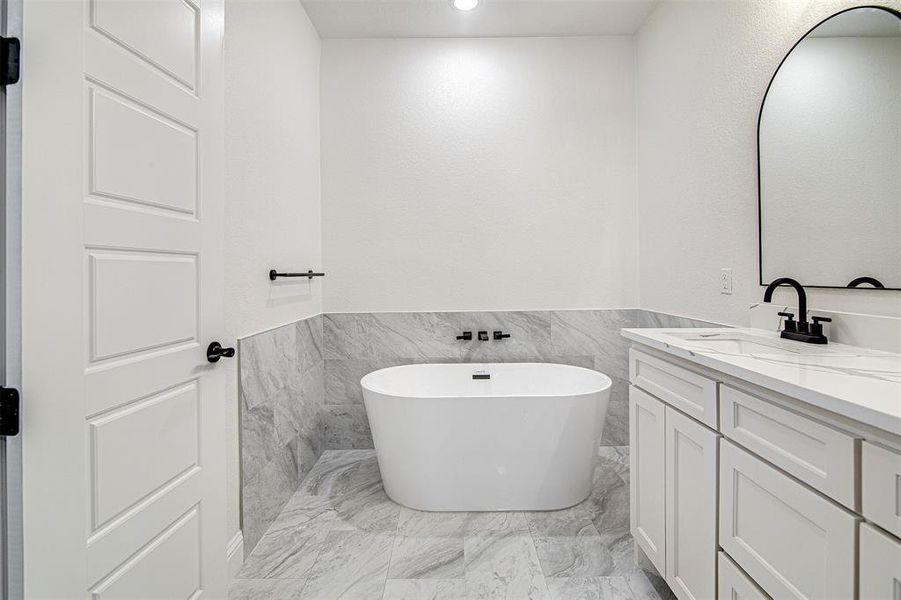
[269,269,325,281]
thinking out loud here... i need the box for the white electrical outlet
[720,268,733,295]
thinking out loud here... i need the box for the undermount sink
[680,337,797,355]
[665,331,827,356]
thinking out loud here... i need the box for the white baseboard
[226,530,244,580]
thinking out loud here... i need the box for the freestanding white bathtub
[361,363,612,512]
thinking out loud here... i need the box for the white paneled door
[21,0,226,598]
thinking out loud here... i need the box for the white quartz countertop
[621,327,901,436]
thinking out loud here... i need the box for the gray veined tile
[238,522,328,580]
[229,578,307,600]
[323,405,373,450]
[588,468,631,551]
[593,353,630,384]
[299,530,394,600]
[241,400,279,484]
[464,530,550,599]
[242,448,304,555]
[265,492,337,537]
[329,478,401,534]
[299,449,376,495]
[382,579,468,600]
[607,536,671,600]
[597,446,630,485]
[624,566,676,600]
[457,311,553,362]
[528,512,615,578]
[396,508,529,538]
[550,310,638,359]
[635,310,719,330]
[296,315,324,375]
[599,396,629,447]
[324,312,461,360]
[525,504,596,537]
[240,323,304,407]
[396,508,468,538]
[273,363,325,448]
[297,450,400,533]
[531,529,615,578]
[388,536,465,579]
[325,357,407,405]
[545,576,634,600]
[462,511,530,533]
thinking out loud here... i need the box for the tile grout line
[378,500,402,600]
[525,514,555,598]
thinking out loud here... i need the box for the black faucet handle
[810,315,832,339]
[456,331,472,341]
[778,311,798,333]
[493,330,511,340]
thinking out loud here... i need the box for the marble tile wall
[322,310,717,449]
[239,315,325,555]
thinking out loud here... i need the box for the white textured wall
[224,0,321,540]
[636,0,901,326]
[760,36,901,287]
[321,37,637,313]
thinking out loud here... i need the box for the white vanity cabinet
[629,383,719,600]
[626,338,901,600]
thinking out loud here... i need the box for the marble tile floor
[231,448,676,600]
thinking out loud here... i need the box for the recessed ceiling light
[453,0,478,11]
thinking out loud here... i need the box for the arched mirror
[758,6,901,290]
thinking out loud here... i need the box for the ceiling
[301,0,660,38]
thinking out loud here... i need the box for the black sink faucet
[763,277,831,344]
[763,277,808,330]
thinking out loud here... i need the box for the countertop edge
[621,328,901,436]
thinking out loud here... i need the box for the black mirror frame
[756,4,901,291]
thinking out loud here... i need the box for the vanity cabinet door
[859,522,901,600]
[665,406,719,600]
[719,440,859,600]
[862,441,901,539]
[718,551,770,600]
[630,386,666,576]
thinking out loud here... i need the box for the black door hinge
[0,36,20,86]
[0,387,20,436]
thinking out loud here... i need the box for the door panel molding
[21,0,225,596]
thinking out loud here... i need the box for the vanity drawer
[718,551,770,600]
[719,440,859,600]
[719,385,858,509]
[862,441,901,539]
[629,349,718,429]
[859,522,901,600]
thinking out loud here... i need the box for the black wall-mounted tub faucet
[478,331,489,341]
